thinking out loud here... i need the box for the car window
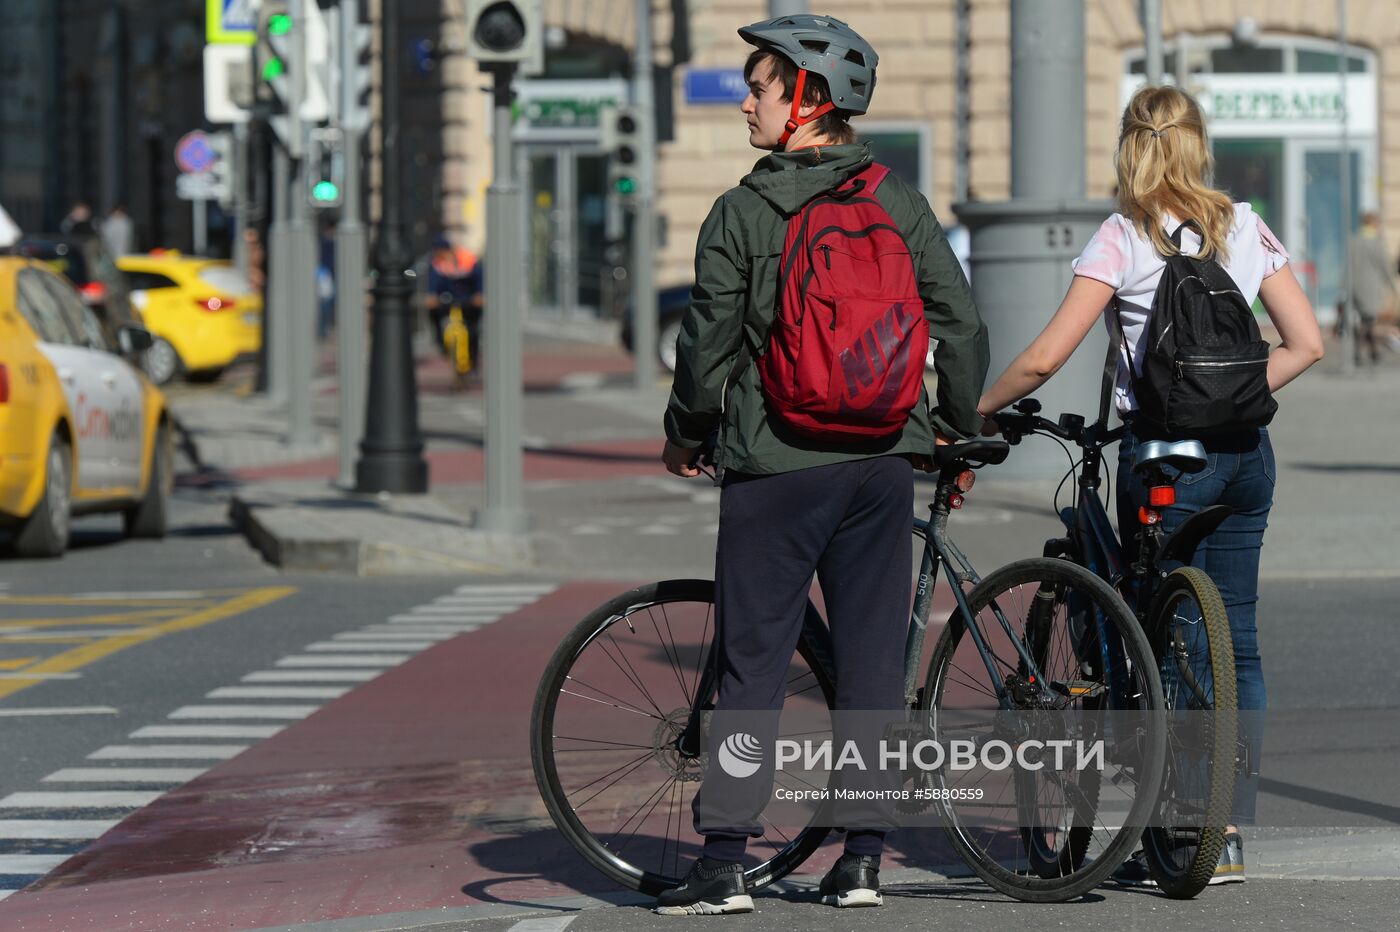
[38,270,103,350]
[126,271,179,291]
[15,269,80,345]
[197,264,253,295]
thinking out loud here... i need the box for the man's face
[740,56,791,150]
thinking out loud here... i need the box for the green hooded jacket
[663,143,989,474]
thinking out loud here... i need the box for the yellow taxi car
[0,257,171,558]
[116,251,262,385]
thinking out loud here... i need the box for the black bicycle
[531,440,1167,903]
[991,398,1238,898]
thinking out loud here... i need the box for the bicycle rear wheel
[1142,566,1237,898]
[531,579,836,895]
[921,557,1166,902]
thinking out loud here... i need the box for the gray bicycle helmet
[738,14,879,115]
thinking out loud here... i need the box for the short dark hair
[744,49,856,144]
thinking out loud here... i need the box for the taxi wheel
[144,338,183,386]
[13,438,72,559]
[124,425,170,539]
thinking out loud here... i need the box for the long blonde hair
[1116,85,1234,261]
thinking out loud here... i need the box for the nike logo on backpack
[838,301,916,418]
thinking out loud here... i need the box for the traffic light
[307,128,344,208]
[256,1,293,108]
[600,104,643,200]
[463,0,544,74]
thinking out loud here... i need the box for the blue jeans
[1116,423,1274,825]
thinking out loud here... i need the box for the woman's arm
[977,275,1116,417]
[1257,265,1325,392]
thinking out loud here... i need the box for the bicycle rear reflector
[1148,486,1175,507]
[1138,507,1162,525]
[957,470,976,492]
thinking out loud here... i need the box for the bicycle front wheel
[1142,566,1238,898]
[531,579,836,895]
[921,557,1167,902]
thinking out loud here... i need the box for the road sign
[205,44,255,124]
[207,0,256,46]
[684,68,747,105]
[175,131,219,174]
[177,172,231,201]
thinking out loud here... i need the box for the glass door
[526,149,562,313]
[523,146,612,318]
[1298,145,1362,314]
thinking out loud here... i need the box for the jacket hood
[740,143,874,215]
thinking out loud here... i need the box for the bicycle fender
[1159,505,1233,564]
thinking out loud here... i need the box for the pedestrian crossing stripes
[0,581,557,902]
[89,746,246,761]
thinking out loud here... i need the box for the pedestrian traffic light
[307,128,345,208]
[256,1,293,101]
[463,0,544,74]
[600,104,643,200]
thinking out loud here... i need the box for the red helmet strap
[777,69,837,148]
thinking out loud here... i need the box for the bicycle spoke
[560,680,665,721]
[601,631,670,719]
[568,751,655,811]
[648,605,691,706]
[553,735,655,751]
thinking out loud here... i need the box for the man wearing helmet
[657,14,987,915]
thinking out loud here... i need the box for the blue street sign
[207,0,256,46]
[684,68,748,106]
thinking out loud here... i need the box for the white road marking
[570,524,610,535]
[89,745,246,761]
[207,686,348,700]
[302,641,435,652]
[0,791,162,809]
[356,628,462,639]
[0,673,81,680]
[276,655,408,667]
[506,916,577,932]
[411,604,519,614]
[242,670,379,683]
[0,707,117,717]
[0,820,117,839]
[0,890,13,901]
[387,614,494,623]
[169,705,317,720]
[131,725,283,739]
[637,525,681,536]
[451,584,553,595]
[43,768,206,784]
[0,854,69,875]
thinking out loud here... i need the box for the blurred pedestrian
[1346,210,1396,365]
[59,200,94,238]
[100,204,136,257]
[317,222,336,339]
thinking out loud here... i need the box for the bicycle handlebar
[990,398,1123,451]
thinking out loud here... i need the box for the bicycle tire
[1141,566,1237,898]
[921,557,1166,902]
[531,579,836,896]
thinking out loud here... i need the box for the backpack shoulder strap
[856,162,891,193]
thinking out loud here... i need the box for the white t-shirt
[1071,203,1290,414]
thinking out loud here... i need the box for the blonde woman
[977,85,1324,886]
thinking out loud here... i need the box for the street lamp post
[355,0,429,493]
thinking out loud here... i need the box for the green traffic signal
[312,181,341,202]
[614,176,637,195]
[268,13,293,36]
[261,57,286,81]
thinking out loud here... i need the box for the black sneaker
[1208,832,1246,885]
[818,853,883,908]
[654,858,754,916]
[1110,849,1157,888]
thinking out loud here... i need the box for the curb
[228,485,534,576]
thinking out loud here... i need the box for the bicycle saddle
[934,439,1010,469]
[1132,439,1208,476]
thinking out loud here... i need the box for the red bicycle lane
[0,580,965,931]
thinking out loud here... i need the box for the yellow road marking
[0,610,191,628]
[0,658,37,670]
[0,587,297,702]
[0,597,214,606]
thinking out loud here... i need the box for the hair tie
[1150,129,1163,138]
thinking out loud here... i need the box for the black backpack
[1118,221,1277,437]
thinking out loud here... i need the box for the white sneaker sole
[654,894,755,916]
[1207,870,1246,885]
[821,889,883,908]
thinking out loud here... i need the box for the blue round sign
[175,131,217,174]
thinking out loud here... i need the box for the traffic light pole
[355,0,428,493]
[335,0,368,488]
[630,0,658,391]
[479,64,527,533]
[267,143,291,404]
[286,0,317,451]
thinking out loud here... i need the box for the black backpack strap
[1169,219,1204,250]
[1100,296,1128,426]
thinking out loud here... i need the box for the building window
[856,123,932,197]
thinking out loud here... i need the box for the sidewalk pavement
[176,325,1400,583]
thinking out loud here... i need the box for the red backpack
[757,164,928,441]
